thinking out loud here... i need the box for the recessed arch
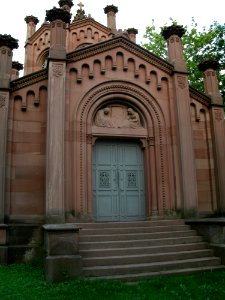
[71,80,172,219]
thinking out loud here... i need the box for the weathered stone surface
[45,255,82,282]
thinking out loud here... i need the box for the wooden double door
[92,140,145,221]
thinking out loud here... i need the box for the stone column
[0,35,18,223]
[162,25,198,217]
[198,60,225,212]
[24,16,39,40]
[24,16,39,75]
[11,61,23,81]
[45,8,71,223]
[0,35,18,263]
[127,28,138,43]
[104,5,118,32]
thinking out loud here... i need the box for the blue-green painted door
[93,140,145,221]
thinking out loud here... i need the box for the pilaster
[162,25,198,217]
[45,8,71,223]
[198,60,225,212]
[0,34,18,223]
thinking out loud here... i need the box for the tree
[142,19,225,104]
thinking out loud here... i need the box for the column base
[45,255,82,282]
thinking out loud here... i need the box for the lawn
[0,262,225,300]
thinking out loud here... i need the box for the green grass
[0,262,225,300]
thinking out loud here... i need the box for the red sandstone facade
[0,1,225,264]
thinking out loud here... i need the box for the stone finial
[161,24,186,40]
[46,7,72,23]
[12,61,23,71]
[24,15,39,25]
[73,2,87,21]
[0,34,19,50]
[104,5,118,14]
[58,0,74,8]
[198,59,220,72]
[127,28,138,43]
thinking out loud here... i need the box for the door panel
[93,140,145,221]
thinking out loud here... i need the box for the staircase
[77,220,224,281]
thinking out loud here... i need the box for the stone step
[80,224,190,235]
[77,219,185,229]
[80,242,209,258]
[83,257,221,277]
[79,235,203,250]
[82,249,214,267]
[79,230,196,242]
[92,265,225,282]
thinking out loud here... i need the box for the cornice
[70,17,111,35]
[67,36,174,74]
[189,86,210,106]
[10,69,48,92]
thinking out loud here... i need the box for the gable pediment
[67,35,174,75]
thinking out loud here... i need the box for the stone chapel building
[0,0,225,270]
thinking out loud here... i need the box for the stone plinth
[0,224,8,264]
[43,224,82,282]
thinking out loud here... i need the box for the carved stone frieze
[0,94,6,109]
[177,75,186,89]
[214,109,224,121]
[52,63,63,77]
[94,105,142,129]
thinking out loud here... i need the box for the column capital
[198,59,220,72]
[46,7,71,23]
[24,15,39,25]
[0,34,18,50]
[161,24,186,40]
[58,0,74,9]
[104,5,118,14]
[12,61,23,71]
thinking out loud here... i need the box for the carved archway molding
[72,80,172,219]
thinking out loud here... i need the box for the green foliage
[142,18,225,103]
[0,263,225,299]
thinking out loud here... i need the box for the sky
[0,0,224,65]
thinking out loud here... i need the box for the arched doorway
[93,139,145,221]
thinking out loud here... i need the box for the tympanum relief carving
[94,105,142,129]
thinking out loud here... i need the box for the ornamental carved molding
[214,109,224,121]
[0,94,6,109]
[52,63,64,77]
[94,105,142,129]
[177,75,186,89]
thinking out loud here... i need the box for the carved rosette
[52,63,63,77]
[161,24,186,40]
[0,34,19,50]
